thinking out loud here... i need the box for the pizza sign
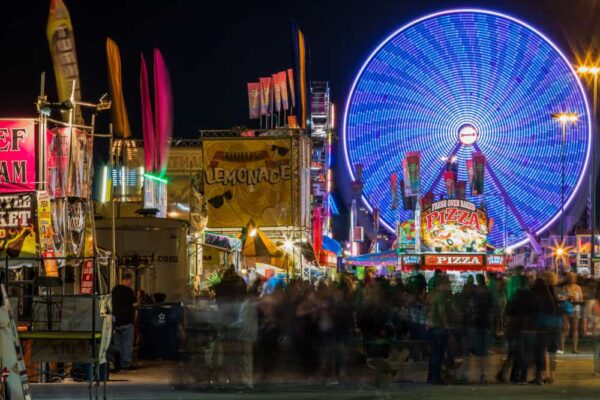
[421,199,487,252]
[424,254,484,268]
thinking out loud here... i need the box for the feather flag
[472,152,486,195]
[153,49,173,174]
[290,21,310,129]
[106,38,132,138]
[272,73,282,113]
[47,0,83,123]
[279,71,289,111]
[287,68,295,109]
[140,54,156,172]
[259,77,271,116]
[247,82,260,119]
[444,171,455,198]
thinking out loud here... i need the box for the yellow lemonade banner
[202,139,292,228]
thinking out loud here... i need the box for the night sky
[2,0,600,239]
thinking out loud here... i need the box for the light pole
[577,65,598,270]
[552,113,578,246]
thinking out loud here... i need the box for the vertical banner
[400,179,415,211]
[0,193,36,258]
[36,191,59,277]
[279,71,289,111]
[467,159,474,193]
[47,0,83,124]
[67,128,93,198]
[287,68,295,109]
[444,171,455,198]
[272,73,282,113]
[406,151,421,196]
[390,172,398,210]
[247,82,260,119]
[259,77,272,117]
[402,159,411,196]
[106,38,132,138]
[46,128,70,198]
[472,152,485,195]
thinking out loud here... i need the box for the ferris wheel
[343,9,592,249]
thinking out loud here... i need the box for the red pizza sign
[424,254,484,269]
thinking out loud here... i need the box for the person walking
[233,281,259,388]
[532,277,562,385]
[111,273,139,370]
[427,276,451,384]
[560,272,583,353]
[471,274,493,383]
[585,283,600,376]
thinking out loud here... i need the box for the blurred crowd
[203,265,600,388]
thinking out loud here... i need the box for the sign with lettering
[202,138,292,227]
[424,254,484,269]
[0,119,36,193]
[0,193,36,258]
[421,199,487,252]
[36,191,59,277]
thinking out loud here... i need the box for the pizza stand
[344,198,506,285]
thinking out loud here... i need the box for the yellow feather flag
[106,38,132,138]
[47,0,83,124]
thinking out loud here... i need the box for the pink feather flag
[153,49,173,174]
[140,54,156,172]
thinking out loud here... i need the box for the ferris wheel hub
[458,124,479,146]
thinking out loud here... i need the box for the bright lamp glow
[555,247,564,256]
[283,239,294,251]
[343,9,591,249]
[249,228,257,237]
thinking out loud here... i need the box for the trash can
[138,303,184,360]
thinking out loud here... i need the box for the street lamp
[552,112,578,245]
[577,63,599,268]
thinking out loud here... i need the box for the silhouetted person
[532,277,562,385]
[111,273,138,370]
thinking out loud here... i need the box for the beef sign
[0,119,36,193]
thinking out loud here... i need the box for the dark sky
[2,0,600,139]
[3,0,600,240]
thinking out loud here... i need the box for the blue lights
[343,9,591,249]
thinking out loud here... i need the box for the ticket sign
[0,119,36,193]
[424,254,484,270]
[421,199,487,252]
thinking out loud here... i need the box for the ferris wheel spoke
[472,143,531,238]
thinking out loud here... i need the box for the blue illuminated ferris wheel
[343,9,592,249]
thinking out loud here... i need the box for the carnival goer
[428,269,443,292]
[213,265,247,383]
[532,276,562,385]
[498,274,535,383]
[427,276,451,384]
[111,273,139,370]
[585,283,600,375]
[560,272,583,353]
[233,281,259,388]
[469,274,493,383]
[456,275,476,382]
